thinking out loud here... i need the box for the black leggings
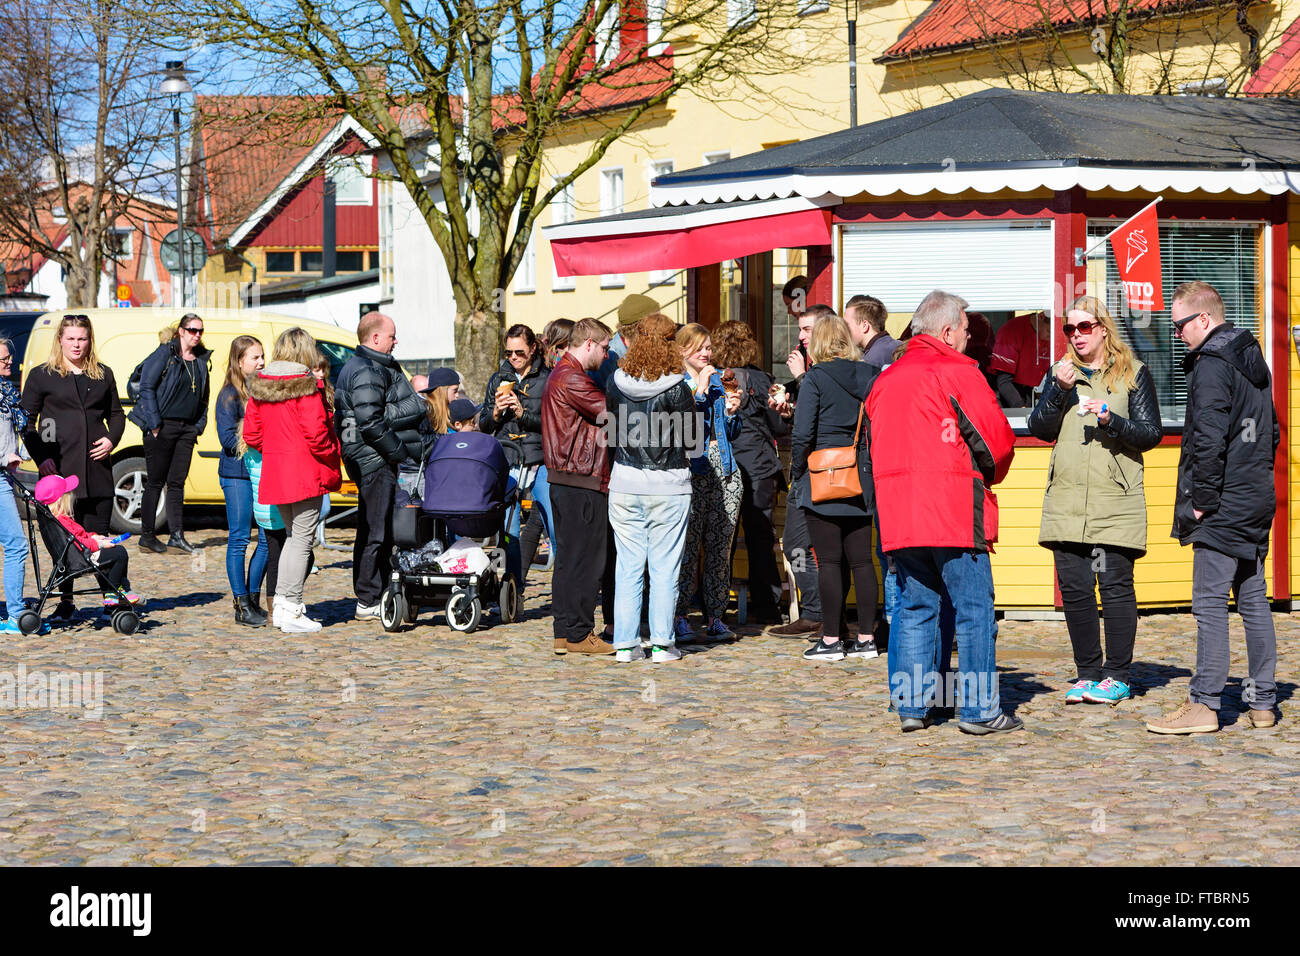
[91,544,130,594]
[805,510,877,641]
[519,505,545,585]
[1052,542,1139,683]
[257,527,287,599]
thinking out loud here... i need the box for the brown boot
[566,631,615,655]
[1248,707,1277,729]
[1146,699,1219,735]
[553,637,567,656]
[766,617,821,639]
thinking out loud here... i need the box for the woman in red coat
[243,328,341,633]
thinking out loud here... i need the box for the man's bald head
[358,311,397,354]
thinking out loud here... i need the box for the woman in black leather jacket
[1028,296,1162,707]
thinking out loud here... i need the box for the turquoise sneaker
[1083,678,1131,705]
[1065,679,1096,704]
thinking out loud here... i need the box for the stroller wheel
[446,590,481,633]
[111,608,140,635]
[498,575,520,624]
[381,586,407,633]
[16,610,42,635]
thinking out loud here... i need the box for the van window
[315,341,356,388]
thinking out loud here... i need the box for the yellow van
[19,308,362,533]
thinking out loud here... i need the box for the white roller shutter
[840,220,1054,314]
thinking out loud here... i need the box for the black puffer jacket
[729,364,789,482]
[128,339,211,433]
[605,367,696,494]
[335,344,426,479]
[478,355,548,467]
[1172,324,1279,560]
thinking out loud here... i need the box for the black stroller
[381,431,522,633]
[4,472,142,635]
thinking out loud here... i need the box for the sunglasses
[181,325,204,335]
[1172,311,1203,332]
[1062,321,1099,337]
[504,349,529,358]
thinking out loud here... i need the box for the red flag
[1109,204,1164,312]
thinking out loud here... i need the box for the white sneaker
[271,596,282,628]
[355,602,381,620]
[615,645,646,663]
[650,645,682,663]
[278,599,322,633]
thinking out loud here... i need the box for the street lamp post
[846,0,858,128]
[160,61,192,308]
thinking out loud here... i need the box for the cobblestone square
[0,526,1296,866]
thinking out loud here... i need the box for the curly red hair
[620,314,683,381]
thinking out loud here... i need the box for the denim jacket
[686,370,741,477]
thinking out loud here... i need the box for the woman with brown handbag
[790,314,880,662]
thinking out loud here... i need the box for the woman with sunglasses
[21,314,125,621]
[1028,296,1162,706]
[127,313,211,554]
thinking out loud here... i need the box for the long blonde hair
[272,327,319,367]
[224,335,263,405]
[1067,296,1137,391]
[426,386,450,434]
[45,315,105,379]
[809,314,858,364]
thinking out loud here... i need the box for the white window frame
[550,177,576,291]
[703,150,731,165]
[647,160,676,286]
[596,4,619,66]
[327,156,372,206]
[600,167,625,288]
[107,227,133,260]
[378,181,395,300]
[514,228,536,294]
[647,0,668,54]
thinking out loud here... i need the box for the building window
[600,168,624,288]
[106,228,132,260]
[1085,220,1265,423]
[266,250,296,273]
[703,150,731,165]
[596,4,619,65]
[327,156,371,205]
[515,229,536,293]
[551,177,576,292]
[336,250,365,272]
[647,0,668,54]
[378,181,395,299]
[648,160,675,286]
[301,250,324,272]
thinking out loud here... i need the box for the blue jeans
[609,491,691,649]
[221,476,268,598]
[877,531,899,625]
[890,548,1000,723]
[507,465,552,576]
[0,474,29,617]
[531,465,554,550]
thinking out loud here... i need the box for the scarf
[0,379,26,433]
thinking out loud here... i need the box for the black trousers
[91,544,130,594]
[738,471,783,618]
[258,527,287,600]
[1053,542,1140,683]
[63,495,112,600]
[142,419,200,535]
[353,466,397,606]
[805,510,877,641]
[550,483,608,642]
[781,486,821,622]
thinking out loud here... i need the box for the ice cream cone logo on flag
[1109,202,1164,312]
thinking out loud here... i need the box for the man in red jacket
[865,290,1021,735]
[542,317,614,656]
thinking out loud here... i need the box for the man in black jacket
[129,314,210,553]
[1148,282,1280,735]
[335,311,427,619]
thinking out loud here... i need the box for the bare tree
[876,0,1292,102]
[0,0,195,307]
[172,0,808,393]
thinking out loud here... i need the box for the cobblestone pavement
[0,525,1296,866]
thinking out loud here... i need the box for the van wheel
[111,457,165,535]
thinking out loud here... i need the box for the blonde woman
[673,323,742,643]
[243,327,342,632]
[791,314,880,662]
[1028,295,1161,705]
[217,335,268,626]
[21,315,125,621]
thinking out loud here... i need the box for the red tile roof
[879,0,1218,62]
[194,95,344,244]
[1245,16,1300,96]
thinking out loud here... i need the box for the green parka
[1028,360,1163,553]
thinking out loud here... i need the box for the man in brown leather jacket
[542,317,614,656]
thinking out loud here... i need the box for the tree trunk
[454,308,503,403]
[64,260,100,308]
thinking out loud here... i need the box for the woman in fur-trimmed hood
[242,329,342,633]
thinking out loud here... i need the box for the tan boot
[566,631,615,656]
[553,637,567,656]
[1146,699,1219,735]
[1248,708,1277,729]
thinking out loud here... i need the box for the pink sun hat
[34,473,79,505]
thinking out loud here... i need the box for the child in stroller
[32,474,143,632]
[380,402,522,632]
